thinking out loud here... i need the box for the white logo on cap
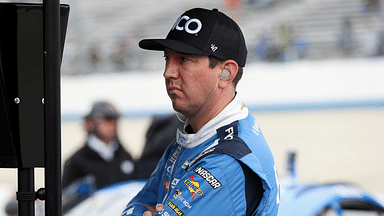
[172,15,202,35]
[211,44,218,52]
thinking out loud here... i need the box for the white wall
[61,58,384,120]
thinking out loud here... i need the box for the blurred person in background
[252,25,272,61]
[361,0,382,16]
[62,101,135,190]
[131,114,184,180]
[337,17,358,57]
[294,27,311,60]
[275,23,294,62]
[111,35,135,72]
[363,17,383,57]
[88,44,102,73]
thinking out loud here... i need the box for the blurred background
[0,0,384,215]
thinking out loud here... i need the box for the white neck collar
[176,94,248,148]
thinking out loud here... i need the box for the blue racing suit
[122,94,280,216]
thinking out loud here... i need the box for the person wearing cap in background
[62,101,135,190]
[121,8,279,216]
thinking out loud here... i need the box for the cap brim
[139,39,209,56]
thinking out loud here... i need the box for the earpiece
[220,69,230,79]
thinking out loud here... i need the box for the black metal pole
[17,168,35,216]
[43,0,62,215]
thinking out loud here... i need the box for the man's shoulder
[215,119,256,159]
[196,152,240,170]
[64,144,93,164]
[218,114,271,153]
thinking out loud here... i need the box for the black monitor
[0,3,69,168]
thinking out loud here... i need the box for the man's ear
[218,60,238,88]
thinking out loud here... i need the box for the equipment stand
[17,168,35,216]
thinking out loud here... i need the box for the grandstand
[241,0,381,59]
[1,0,382,74]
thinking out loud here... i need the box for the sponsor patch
[181,161,189,169]
[171,178,180,190]
[184,175,203,199]
[241,102,246,110]
[167,201,184,216]
[159,211,170,216]
[224,127,234,140]
[173,189,192,209]
[173,189,182,199]
[170,145,182,163]
[194,166,223,189]
[163,179,169,191]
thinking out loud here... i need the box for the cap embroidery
[172,15,202,35]
[211,44,218,52]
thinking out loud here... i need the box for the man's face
[96,117,118,143]
[163,49,219,118]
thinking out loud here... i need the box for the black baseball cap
[85,101,120,119]
[139,8,247,67]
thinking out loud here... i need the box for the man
[62,101,134,190]
[122,8,280,216]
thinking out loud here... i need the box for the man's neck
[95,134,115,145]
[188,90,235,133]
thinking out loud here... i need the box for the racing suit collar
[176,93,248,149]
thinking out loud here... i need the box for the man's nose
[163,60,179,79]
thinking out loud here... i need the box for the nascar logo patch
[194,166,223,189]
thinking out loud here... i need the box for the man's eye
[180,56,190,62]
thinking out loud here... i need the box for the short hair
[208,56,243,89]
